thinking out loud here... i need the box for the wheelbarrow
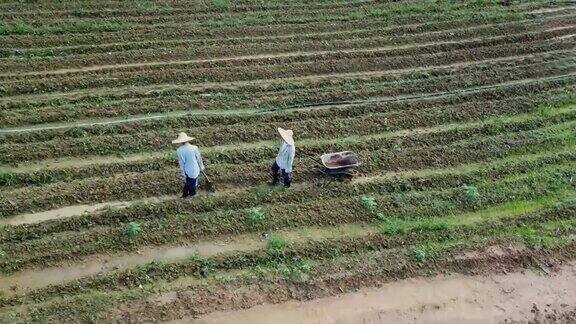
[317,151,360,176]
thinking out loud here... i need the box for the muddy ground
[187,263,576,324]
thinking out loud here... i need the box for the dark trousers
[271,161,291,187]
[182,175,197,197]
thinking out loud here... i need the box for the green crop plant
[246,207,265,222]
[388,140,401,151]
[210,0,229,9]
[412,218,454,232]
[64,127,87,138]
[189,253,215,277]
[392,179,412,193]
[410,246,427,264]
[513,226,563,248]
[0,20,34,35]
[279,259,312,281]
[360,194,378,213]
[266,234,287,251]
[379,217,406,235]
[462,185,480,201]
[123,222,141,237]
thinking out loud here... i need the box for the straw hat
[172,132,195,144]
[277,127,294,146]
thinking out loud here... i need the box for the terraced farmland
[0,0,575,322]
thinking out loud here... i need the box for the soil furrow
[3,26,574,81]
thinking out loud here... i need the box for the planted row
[8,122,570,217]
[2,139,574,264]
[3,27,574,96]
[2,148,573,244]
[0,2,546,49]
[109,231,576,323]
[2,52,555,110]
[0,0,387,20]
[3,14,571,72]
[3,55,572,129]
[5,13,565,59]
[3,53,571,126]
[2,100,574,188]
[15,235,576,323]
[2,81,573,163]
[3,199,574,307]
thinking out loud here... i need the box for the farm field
[0,0,575,322]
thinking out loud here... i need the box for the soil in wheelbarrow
[325,154,359,168]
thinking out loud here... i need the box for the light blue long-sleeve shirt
[275,140,295,173]
[176,143,205,179]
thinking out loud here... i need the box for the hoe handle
[201,170,212,182]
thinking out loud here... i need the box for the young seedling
[462,185,480,201]
[387,140,401,151]
[379,217,406,235]
[266,234,287,250]
[211,0,229,9]
[360,194,378,213]
[123,222,141,237]
[413,217,453,232]
[189,253,215,277]
[246,207,265,222]
[279,259,312,281]
[410,246,427,264]
[64,127,87,138]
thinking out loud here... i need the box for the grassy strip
[1,161,573,272]
[0,118,574,217]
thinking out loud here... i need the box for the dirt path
[0,193,183,226]
[2,26,571,78]
[185,262,576,324]
[0,201,132,226]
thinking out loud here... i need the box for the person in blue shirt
[271,127,295,188]
[173,132,205,198]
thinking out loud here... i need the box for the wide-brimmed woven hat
[172,132,195,144]
[278,127,294,146]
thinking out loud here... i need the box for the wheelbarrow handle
[299,150,324,166]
